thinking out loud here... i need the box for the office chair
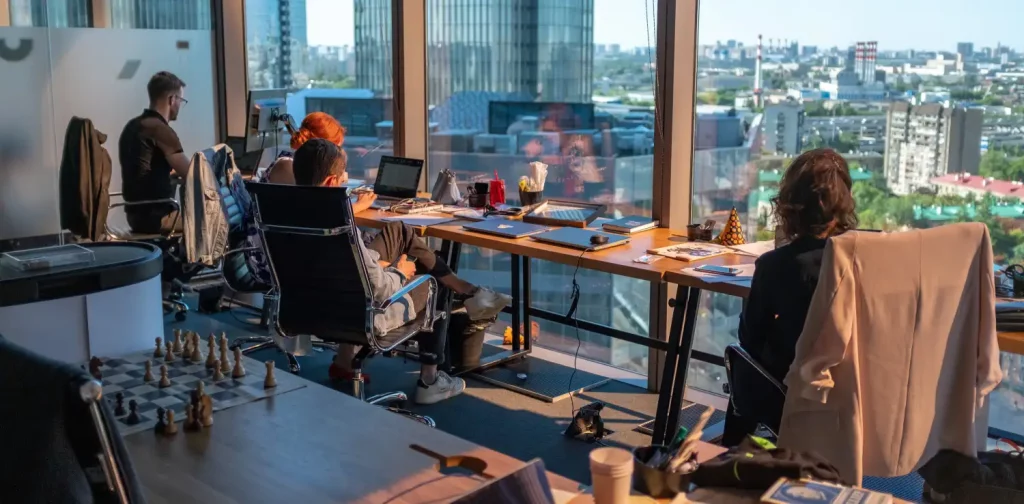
[0,335,145,504]
[721,343,786,446]
[249,182,441,426]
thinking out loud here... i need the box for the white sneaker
[463,288,512,321]
[415,371,466,405]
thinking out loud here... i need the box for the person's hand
[392,254,416,279]
[352,191,377,213]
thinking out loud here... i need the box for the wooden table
[123,381,582,503]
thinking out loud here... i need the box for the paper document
[727,240,775,257]
[381,215,458,227]
[682,263,755,284]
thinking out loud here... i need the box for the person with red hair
[261,111,346,185]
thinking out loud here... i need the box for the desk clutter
[89,329,304,435]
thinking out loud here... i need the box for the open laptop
[532,227,630,251]
[462,220,549,239]
[369,155,424,209]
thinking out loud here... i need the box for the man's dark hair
[147,71,186,102]
[772,148,858,241]
[293,138,346,186]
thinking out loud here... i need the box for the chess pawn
[196,380,206,398]
[164,341,175,362]
[154,336,164,358]
[143,360,154,382]
[154,407,167,434]
[190,334,203,363]
[164,409,178,435]
[231,347,246,378]
[158,364,171,388]
[199,395,214,427]
[205,339,218,368]
[212,360,225,381]
[172,330,183,353]
[263,360,277,388]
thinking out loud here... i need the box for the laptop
[532,227,630,251]
[370,155,424,209]
[452,458,555,504]
[462,220,549,239]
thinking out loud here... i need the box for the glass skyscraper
[354,0,594,105]
[245,0,308,89]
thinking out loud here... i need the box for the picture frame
[522,199,605,228]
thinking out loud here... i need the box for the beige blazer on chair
[777,224,1003,485]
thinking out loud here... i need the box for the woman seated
[260,111,344,185]
[724,148,858,444]
[291,138,512,404]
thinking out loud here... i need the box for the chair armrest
[224,246,260,257]
[109,198,181,212]
[724,344,786,394]
[375,274,436,313]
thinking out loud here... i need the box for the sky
[306,0,1021,53]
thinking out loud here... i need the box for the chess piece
[126,400,140,425]
[219,335,231,374]
[190,334,203,363]
[89,356,103,380]
[263,360,277,388]
[181,334,192,362]
[154,336,164,358]
[158,364,171,388]
[164,410,178,435]
[172,330,183,353]
[212,360,225,381]
[184,404,200,431]
[205,337,218,368]
[164,340,175,362]
[231,347,246,378]
[143,360,154,382]
[196,380,206,398]
[113,392,126,416]
[200,394,214,427]
[713,207,745,246]
[154,407,167,434]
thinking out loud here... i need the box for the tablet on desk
[462,220,549,239]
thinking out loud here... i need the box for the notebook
[462,220,549,239]
[649,242,730,261]
[532,228,630,251]
[602,216,658,234]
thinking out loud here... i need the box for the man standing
[118,71,190,234]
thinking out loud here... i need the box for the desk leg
[522,255,531,352]
[663,287,701,445]
[511,254,521,353]
[653,284,688,445]
[435,240,461,372]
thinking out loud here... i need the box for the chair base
[355,374,435,427]
[163,299,188,321]
[230,336,335,374]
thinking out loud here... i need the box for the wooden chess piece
[212,360,225,381]
[164,410,178,435]
[158,364,171,388]
[113,392,126,416]
[200,394,214,427]
[164,340,175,362]
[219,336,231,374]
[89,356,103,380]
[231,347,246,378]
[143,360,154,382]
[181,334,192,362]
[190,334,203,363]
[263,360,277,389]
[205,338,218,368]
[172,330,183,353]
[184,404,200,432]
[154,407,167,434]
[126,400,141,425]
[196,380,206,397]
[154,336,164,358]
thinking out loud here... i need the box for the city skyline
[306,0,1021,52]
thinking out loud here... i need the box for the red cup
[489,179,506,206]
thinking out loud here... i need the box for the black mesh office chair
[721,343,787,446]
[249,182,442,426]
[0,335,145,503]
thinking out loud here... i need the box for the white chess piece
[231,347,246,378]
[205,339,218,368]
[154,337,164,358]
[158,365,171,388]
[212,360,225,381]
[219,335,231,373]
[164,410,178,435]
[263,360,277,388]
[172,330,183,353]
[164,341,175,362]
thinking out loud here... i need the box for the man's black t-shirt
[118,109,183,230]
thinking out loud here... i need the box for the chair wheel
[175,311,187,322]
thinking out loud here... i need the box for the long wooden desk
[123,381,581,503]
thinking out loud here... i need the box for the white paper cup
[589,447,634,504]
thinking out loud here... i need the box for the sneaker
[463,288,512,321]
[415,371,466,405]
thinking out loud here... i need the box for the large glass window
[245,0,394,181]
[425,0,657,375]
[690,1,1023,432]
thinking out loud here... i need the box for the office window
[690,1,1023,432]
[426,0,657,375]
[109,0,212,30]
[8,0,91,27]
[245,0,394,180]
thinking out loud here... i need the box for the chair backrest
[724,344,786,437]
[245,182,373,341]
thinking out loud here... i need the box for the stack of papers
[681,263,755,285]
[727,240,775,257]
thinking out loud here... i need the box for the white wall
[0,27,216,239]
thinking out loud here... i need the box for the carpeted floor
[166,303,664,485]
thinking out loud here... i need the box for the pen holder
[519,189,543,206]
[700,228,714,241]
[686,224,701,241]
[632,445,694,499]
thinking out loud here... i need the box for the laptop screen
[374,156,423,198]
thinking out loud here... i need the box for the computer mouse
[590,234,609,245]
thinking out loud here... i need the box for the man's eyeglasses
[174,96,189,106]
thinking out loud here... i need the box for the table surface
[123,380,581,504]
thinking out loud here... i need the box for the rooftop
[931,173,1024,199]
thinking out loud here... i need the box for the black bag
[919,447,1024,503]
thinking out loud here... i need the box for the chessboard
[94,349,306,436]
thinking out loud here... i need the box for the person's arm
[738,256,774,358]
[153,124,189,178]
[361,246,405,304]
[351,192,378,214]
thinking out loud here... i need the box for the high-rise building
[884,102,983,195]
[855,41,878,84]
[763,103,805,155]
[111,1,211,29]
[245,0,306,89]
[354,0,594,105]
[957,42,974,58]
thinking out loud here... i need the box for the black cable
[567,247,588,416]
